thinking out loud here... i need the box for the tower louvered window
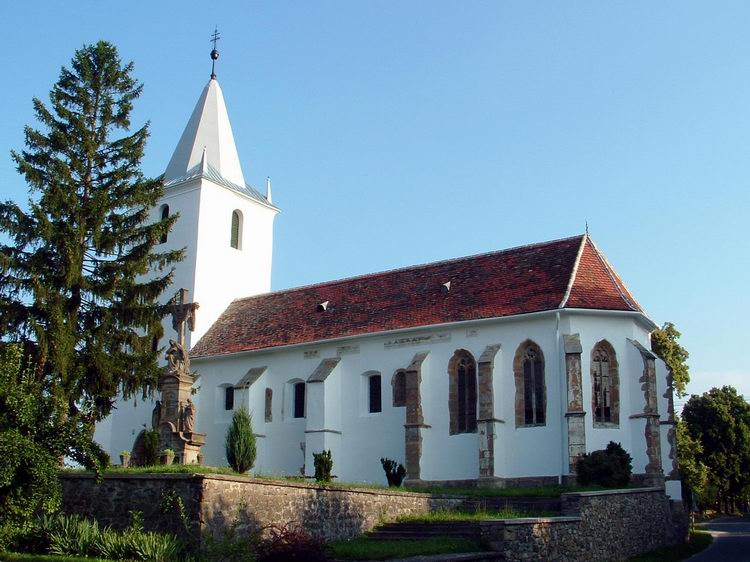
[159,205,169,244]
[230,210,241,249]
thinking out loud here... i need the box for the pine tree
[226,407,257,473]
[0,41,181,470]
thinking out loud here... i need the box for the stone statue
[166,339,189,373]
[151,400,162,430]
[183,399,196,433]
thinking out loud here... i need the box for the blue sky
[1,2,747,407]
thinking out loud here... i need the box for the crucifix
[210,26,221,79]
[168,288,199,349]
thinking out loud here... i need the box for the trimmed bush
[225,407,257,474]
[381,457,406,487]
[313,450,333,483]
[576,441,632,487]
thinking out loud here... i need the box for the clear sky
[1,2,747,409]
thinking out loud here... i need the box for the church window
[265,388,273,422]
[224,386,235,411]
[514,341,546,427]
[392,370,406,407]
[591,340,619,426]
[230,210,243,249]
[293,382,306,418]
[369,373,382,413]
[448,350,477,434]
[159,204,169,244]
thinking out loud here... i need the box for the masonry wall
[60,473,463,543]
[481,488,685,562]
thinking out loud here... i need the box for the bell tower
[153,41,279,349]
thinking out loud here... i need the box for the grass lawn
[626,531,712,562]
[394,508,554,523]
[63,465,237,476]
[0,554,110,562]
[329,537,484,560]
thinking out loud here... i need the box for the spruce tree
[0,41,181,471]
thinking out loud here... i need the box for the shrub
[255,523,328,562]
[225,406,257,474]
[576,441,632,487]
[381,457,406,487]
[142,429,160,466]
[313,450,333,483]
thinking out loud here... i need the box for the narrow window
[514,341,546,427]
[293,382,306,418]
[224,386,234,411]
[591,341,619,426]
[230,210,242,249]
[265,388,273,422]
[369,374,382,413]
[448,350,477,434]
[159,204,169,244]
[392,370,406,407]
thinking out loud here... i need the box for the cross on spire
[210,26,221,79]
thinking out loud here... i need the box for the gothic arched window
[448,350,477,434]
[293,382,306,419]
[514,341,546,427]
[230,210,243,249]
[392,370,406,408]
[159,204,169,244]
[368,373,382,413]
[591,340,619,426]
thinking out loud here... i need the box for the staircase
[367,521,482,541]
[458,495,562,515]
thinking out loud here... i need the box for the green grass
[63,464,237,476]
[393,508,553,523]
[329,537,484,560]
[626,531,712,562]
[0,554,110,562]
[413,484,608,498]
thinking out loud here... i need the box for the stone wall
[480,488,685,562]
[60,473,462,543]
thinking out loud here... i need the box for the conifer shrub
[142,429,160,466]
[381,457,407,487]
[313,450,333,483]
[225,407,257,474]
[576,441,632,487]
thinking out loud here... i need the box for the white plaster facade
[96,71,679,500]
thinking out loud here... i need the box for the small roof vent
[442,281,451,293]
[317,300,330,312]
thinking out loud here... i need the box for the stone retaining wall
[60,473,462,542]
[480,488,686,562]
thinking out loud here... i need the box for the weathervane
[210,26,221,79]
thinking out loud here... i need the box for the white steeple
[164,78,247,187]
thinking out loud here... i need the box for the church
[94,53,680,502]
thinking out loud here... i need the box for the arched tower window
[591,340,620,426]
[230,210,243,249]
[514,340,546,427]
[448,350,477,434]
[159,204,169,244]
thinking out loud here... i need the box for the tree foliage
[681,386,750,510]
[0,42,180,529]
[0,42,180,442]
[576,441,632,488]
[651,322,690,397]
[675,418,710,509]
[225,407,256,474]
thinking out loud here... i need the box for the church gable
[191,234,644,359]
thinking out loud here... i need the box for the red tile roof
[190,235,642,358]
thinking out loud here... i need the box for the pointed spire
[266,176,272,204]
[164,78,246,187]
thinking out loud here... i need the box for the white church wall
[192,181,276,346]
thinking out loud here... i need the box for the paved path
[688,516,750,561]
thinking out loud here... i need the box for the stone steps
[459,496,561,514]
[367,522,481,541]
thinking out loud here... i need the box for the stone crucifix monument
[152,288,205,465]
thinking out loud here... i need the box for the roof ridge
[230,234,585,305]
[559,234,587,309]
[584,237,641,312]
